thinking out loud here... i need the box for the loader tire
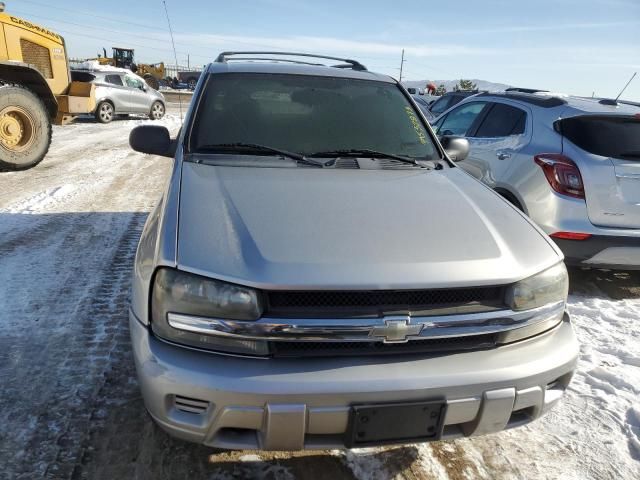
[144,75,160,91]
[0,85,52,171]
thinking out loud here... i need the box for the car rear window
[430,96,455,115]
[559,115,640,159]
[190,73,439,160]
[70,71,95,83]
[474,103,526,137]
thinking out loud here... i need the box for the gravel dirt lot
[1,105,638,479]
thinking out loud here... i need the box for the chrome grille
[265,286,505,317]
[20,39,53,79]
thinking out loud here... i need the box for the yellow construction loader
[0,4,95,170]
[95,47,165,90]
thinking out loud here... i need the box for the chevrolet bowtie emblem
[370,316,423,343]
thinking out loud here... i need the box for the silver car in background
[73,69,166,123]
[126,52,578,451]
[432,92,640,269]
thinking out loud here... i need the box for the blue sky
[12,0,640,99]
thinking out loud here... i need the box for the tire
[0,85,52,171]
[187,77,197,90]
[144,75,160,91]
[149,101,165,120]
[95,101,115,124]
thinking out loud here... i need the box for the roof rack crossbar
[215,51,367,71]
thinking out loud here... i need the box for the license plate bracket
[345,400,446,448]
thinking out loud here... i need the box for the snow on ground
[0,107,638,479]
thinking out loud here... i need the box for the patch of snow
[239,454,262,462]
[340,448,387,480]
[71,60,126,73]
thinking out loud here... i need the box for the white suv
[433,92,640,270]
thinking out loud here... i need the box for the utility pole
[399,49,405,83]
[187,54,190,70]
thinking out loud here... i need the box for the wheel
[149,101,165,120]
[95,101,114,124]
[187,77,197,90]
[144,75,160,91]
[0,85,52,171]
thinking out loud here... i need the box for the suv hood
[177,162,560,289]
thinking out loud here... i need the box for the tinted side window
[474,103,526,137]
[125,75,143,89]
[105,75,123,86]
[437,102,487,136]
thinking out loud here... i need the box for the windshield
[189,73,439,160]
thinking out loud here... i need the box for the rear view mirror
[129,125,173,157]
[440,135,470,162]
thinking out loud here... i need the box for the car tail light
[550,232,592,241]
[534,154,585,199]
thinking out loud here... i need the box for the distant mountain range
[402,79,511,93]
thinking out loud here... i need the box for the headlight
[506,262,568,311]
[151,268,268,355]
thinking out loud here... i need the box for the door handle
[496,152,511,160]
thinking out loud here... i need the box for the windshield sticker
[405,106,427,144]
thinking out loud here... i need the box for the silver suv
[73,69,166,123]
[127,52,578,451]
[432,92,640,269]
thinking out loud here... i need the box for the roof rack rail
[505,87,549,94]
[215,51,367,71]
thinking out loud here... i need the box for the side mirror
[440,135,470,162]
[129,125,173,157]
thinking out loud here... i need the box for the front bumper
[553,235,640,270]
[130,310,578,451]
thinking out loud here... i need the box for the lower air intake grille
[174,395,209,414]
[270,334,497,358]
[20,39,53,79]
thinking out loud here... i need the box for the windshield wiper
[197,143,332,167]
[619,151,640,159]
[307,148,422,166]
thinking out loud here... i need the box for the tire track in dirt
[0,212,147,479]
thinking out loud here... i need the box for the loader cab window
[114,49,133,63]
[105,75,124,86]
